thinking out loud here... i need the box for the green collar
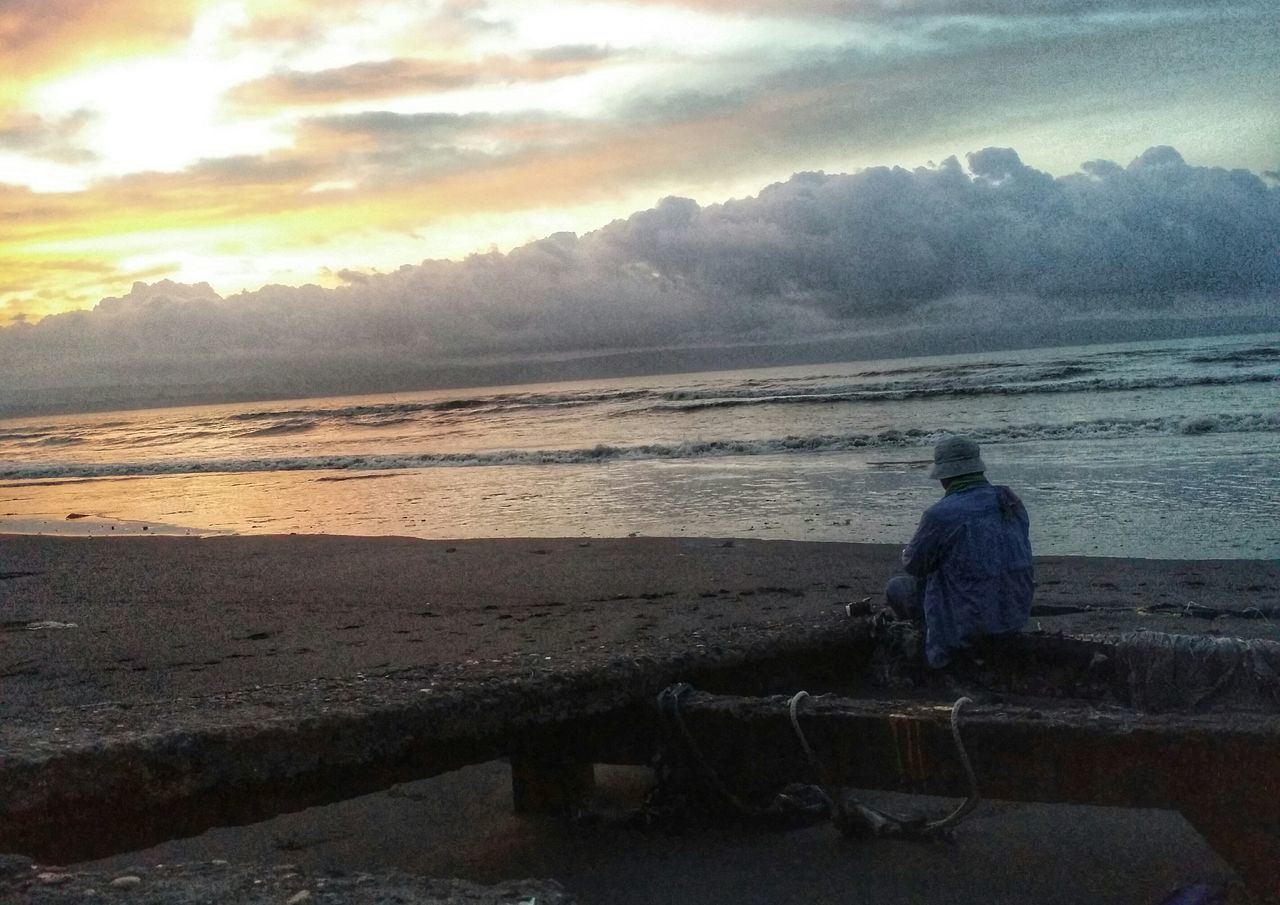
[943,474,989,496]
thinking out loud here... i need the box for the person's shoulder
[924,491,974,519]
[929,482,1000,515]
[993,483,1026,506]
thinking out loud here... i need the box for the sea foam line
[654,373,1278,411]
[1,411,1276,482]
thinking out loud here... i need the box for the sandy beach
[3,534,1278,903]
[6,534,1278,717]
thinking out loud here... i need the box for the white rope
[786,690,980,836]
[788,690,816,764]
[922,695,979,833]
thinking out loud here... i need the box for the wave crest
[2,411,1274,483]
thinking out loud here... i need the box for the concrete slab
[68,762,1245,905]
[3,535,1278,902]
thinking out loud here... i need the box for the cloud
[0,0,199,84]
[303,110,496,140]
[2,146,1276,411]
[230,48,618,108]
[210,0,453,49]
[258,1,1272,209]
[606,0,1269,17]
[4,0,1274,324]
[0,110,97,163]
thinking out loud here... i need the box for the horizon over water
[1,332,1277,560]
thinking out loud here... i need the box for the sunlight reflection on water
[2,436,1276,559]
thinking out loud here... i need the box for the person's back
[885,437,1034,667]
[904,479,1033,666]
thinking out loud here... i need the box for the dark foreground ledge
[0,855,571,905]
[0,614,867,863]
[5,532,1280,899]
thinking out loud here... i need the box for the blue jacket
[902,481,1034,667]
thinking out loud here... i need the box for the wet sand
[3,534,1276,903]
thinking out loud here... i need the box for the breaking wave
[2,411,1275,483]
[227,388,652,425]
[240,419,318,437]
[21,435,87,447]
[1186,345,1280,364]
[652,373,1277,411]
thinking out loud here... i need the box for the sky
[1,0,1277,412]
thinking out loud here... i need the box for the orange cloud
[0,254,176,323]
[334,80,861,229]
[230,49,616,108]
[0,78,823,324]
[229,0,423,45]
[0,157,322,323]
[0,0,200,91]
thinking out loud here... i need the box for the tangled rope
[788,690,980,836]
[652,684,981,839]
[658,682,759,816]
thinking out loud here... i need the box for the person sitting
[883,435,1034,668]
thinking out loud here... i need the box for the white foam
[0,410,1274,483]
[0,515,214,536]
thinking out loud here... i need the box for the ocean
[1,332,1276,560]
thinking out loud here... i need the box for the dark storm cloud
[583,147,1278,320]
[2,147,1276,410]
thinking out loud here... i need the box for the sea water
[1,332,1276,559]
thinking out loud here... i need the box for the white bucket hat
[929,435,986,480]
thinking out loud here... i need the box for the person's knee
[884,574,922,620]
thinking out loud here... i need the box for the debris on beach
[1156,879,1231,905]
[0,858,575,904]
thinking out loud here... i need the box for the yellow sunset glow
[0,0,1274,328]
